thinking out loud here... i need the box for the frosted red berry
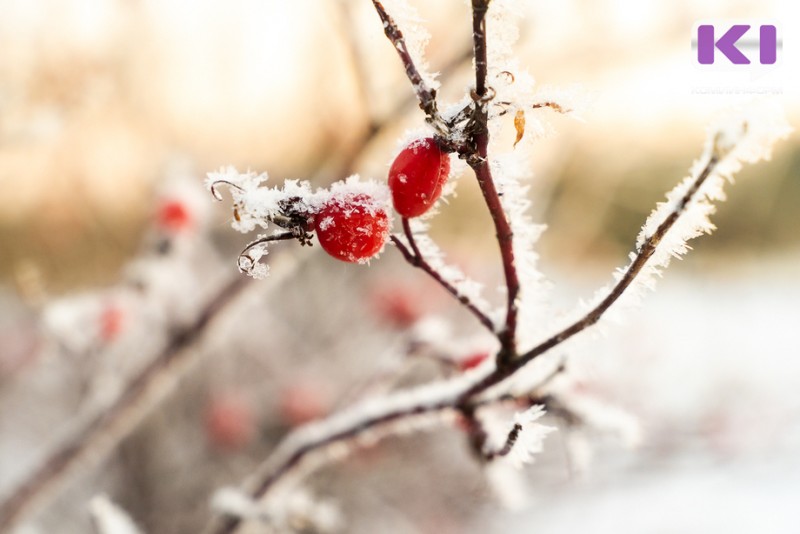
[388,137,450,218]
[157,199,192,232]
[314,194,390,263]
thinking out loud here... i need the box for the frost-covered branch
[204,368,560,534]
[467,0,521,367]
[370,0,442,128]
[0,275,251,532]
[459,112,791,399]
[390,218,495,333]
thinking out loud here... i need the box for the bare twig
[483,423,523,461]
[531,101,570,114]
[467,0,520,367]
[370,0,443,128]
[390,218,495,333]
[458,153,723,400]
[0,275,252,532]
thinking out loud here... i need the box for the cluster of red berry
[315,137,450,263]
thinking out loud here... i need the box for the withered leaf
[513,109,525,148]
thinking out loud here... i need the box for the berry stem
[391,218,495,334]
[457,153,723,401]
[469,0,520,367]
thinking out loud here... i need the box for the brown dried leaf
[513,109,525,148]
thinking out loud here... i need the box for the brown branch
[468,0,520,367]
[458,153,722,400]
[0,275,252,532]
[370,0,442,127]
[390,219,495,334]
[531,101,570,114]
[484,423,523,461]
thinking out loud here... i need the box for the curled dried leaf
[513,109,525,148]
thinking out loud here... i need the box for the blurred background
[0,0,798,532]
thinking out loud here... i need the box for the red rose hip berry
[389,137,450,218]
[314,194,390,263]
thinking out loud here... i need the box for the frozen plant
[201,1,790,533]
[0,2,790,533]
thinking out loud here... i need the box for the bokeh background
[0,0,798,533]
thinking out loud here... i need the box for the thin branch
[204,149,726,534]
[531,101,570,114]
[483,423,522,461]
[468,0,520,367]
[390,219,495,334]
[335,45,473,179]
[0,275,252,532]
[370,0,442,127]
[458,153,722,400]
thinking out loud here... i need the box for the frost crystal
[380,0,439,92]
[491,152,550,347]
[506,405,556,468]
[88,495,143,534]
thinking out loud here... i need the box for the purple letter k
[698,25,751,64]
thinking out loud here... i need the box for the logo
[694,23,779,65]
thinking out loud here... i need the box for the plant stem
[469,0,520,366]
[391,218,495,334]
[370,0,440,124]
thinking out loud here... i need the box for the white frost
[507,405,556,468]
[88,495,143,534]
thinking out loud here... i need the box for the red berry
[279,381,331,427]
[157,199,192,232]
[99,304,124,343]
[314,194,390,263]
[388,137,450,218]
[204,394,256,451]
[371,286,424,328]
[458,352,489,371]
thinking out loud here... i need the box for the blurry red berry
[157,199,192,232]
[204,394,255,451]
[99,304,124,343]
[388,137,450,217]
[279,382,331,427]
[314,194,390,263]
[370,285,425,328]
[458,352,489,371]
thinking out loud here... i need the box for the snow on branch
[370,0,442,127]
[89,495,143,534]
[482,405,555,468]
